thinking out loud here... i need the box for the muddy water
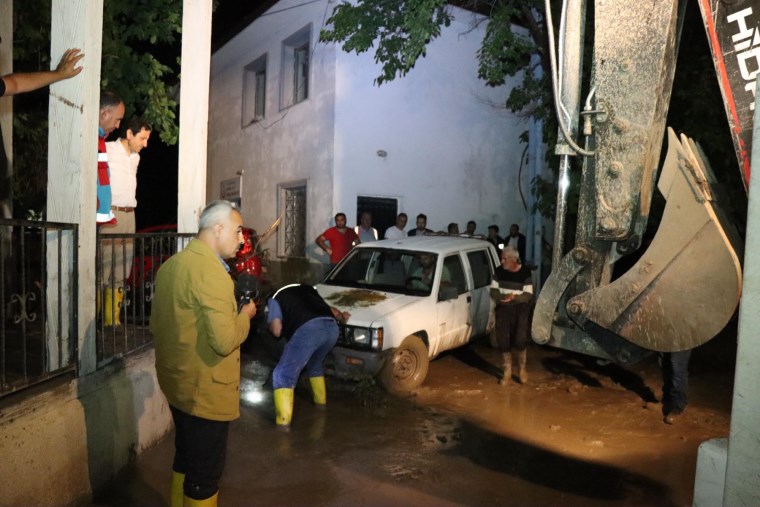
[93,330,734,507]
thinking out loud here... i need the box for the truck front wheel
[379,335,429,394]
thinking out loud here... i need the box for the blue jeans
[273,317,339,389]
[661,349,692,413]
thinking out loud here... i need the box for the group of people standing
[2,53,694,506]
[0,48,152,327]
[98,91,152,326]
[314,210,388,266]
[317,210,530,266]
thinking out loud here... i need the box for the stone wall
[0,348,171,506]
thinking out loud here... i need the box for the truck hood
[315,285,423,325]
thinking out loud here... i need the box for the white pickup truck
[316,236,499,393]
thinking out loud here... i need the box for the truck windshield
[323,248,438,296]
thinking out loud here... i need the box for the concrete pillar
[177,0,213,233]
[47,0,103,374]
[722,75,760,507]
[694,438,728,506]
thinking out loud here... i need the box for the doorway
[357,196,398,240]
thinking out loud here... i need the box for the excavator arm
[532,0,749,363]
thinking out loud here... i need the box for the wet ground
[92,328,735,507]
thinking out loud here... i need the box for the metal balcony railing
[1,223,198,395]
[0,218,78,398]
[96,229,194,366]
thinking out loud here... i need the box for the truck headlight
[348,327,370,346]
[344,326,383,350]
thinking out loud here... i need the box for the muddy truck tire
[380,335,429,394]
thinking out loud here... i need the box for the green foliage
[10,0,182,216]
[13,0,181,144]
[477,3,534,87]
[322,0,562,218]
[101,0,182,144]
[321,0,452,85]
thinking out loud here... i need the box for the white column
[47,0,103,374]
[177,0,213,233]
[723,75,760,506]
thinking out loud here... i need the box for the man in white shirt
[384,213,408,240]
[100,117,151,325]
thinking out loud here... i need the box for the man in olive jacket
[151,200,256,507]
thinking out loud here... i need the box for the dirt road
[93,330,734,507]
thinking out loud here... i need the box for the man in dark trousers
[492,246,533,385]
[151,200,257,507]
[267,284,350,430]
[661,349,693,424]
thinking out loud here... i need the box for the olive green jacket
[150,238,250,421]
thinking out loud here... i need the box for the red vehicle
[229,227,267,280]
[123,224,271,323]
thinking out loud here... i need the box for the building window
[467,249,493,289]
[280,25,311,109]
[443,255,468,295]
[243,54,267,127]
[278,182,307,257]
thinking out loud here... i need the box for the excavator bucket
[533,128,742,359]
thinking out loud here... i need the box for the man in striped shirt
[96,91,124,225]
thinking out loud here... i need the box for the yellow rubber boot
[274,388,294,430]
[309,376,327,408]
[103,287,124,326]
[170,471,185,507]
[183,491,218,507]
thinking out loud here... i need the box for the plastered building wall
[208,1,539,284]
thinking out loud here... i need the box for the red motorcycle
[227,226,273,299]
[229,227,267,279]
[123,223,273,324]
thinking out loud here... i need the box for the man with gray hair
[151,200,256,507]
[491,246,533,385]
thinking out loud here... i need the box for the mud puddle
[93,330,734,507]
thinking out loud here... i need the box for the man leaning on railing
[100,117,152,327]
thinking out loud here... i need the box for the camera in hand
[235,273,259,312]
